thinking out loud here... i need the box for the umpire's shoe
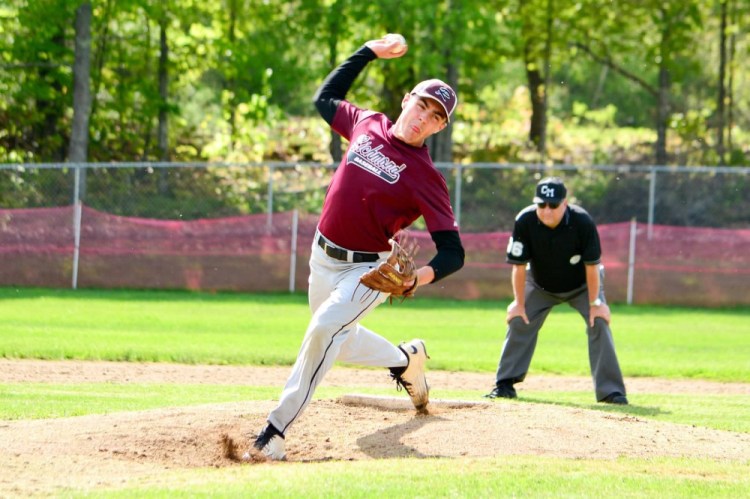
[484,380,517,399]
[390,339,430,412]
[253,422,286,460]
[601,392,629,405]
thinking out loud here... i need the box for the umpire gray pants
[494,267,626,401]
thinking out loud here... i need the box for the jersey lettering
[347,134,406,184]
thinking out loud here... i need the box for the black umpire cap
[533,177,567,203]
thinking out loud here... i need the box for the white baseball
[385,33,407,54]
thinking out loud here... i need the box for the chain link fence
[1,162,749,305]
[2,161,748,230]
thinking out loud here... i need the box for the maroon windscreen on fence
[1,205,748,306]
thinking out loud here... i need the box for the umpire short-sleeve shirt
[506,204,602,293]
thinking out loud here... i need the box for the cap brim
[533,196,564,203]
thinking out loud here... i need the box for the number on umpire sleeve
[507,237,524,257]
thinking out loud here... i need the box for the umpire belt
[317,234,380,263]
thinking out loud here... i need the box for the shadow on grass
[513,395,668,416]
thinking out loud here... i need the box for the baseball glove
[358,233,419,302]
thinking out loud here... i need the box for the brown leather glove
[359,233,419,300]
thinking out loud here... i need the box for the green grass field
[1,287,749,497]
[2,287,749,380]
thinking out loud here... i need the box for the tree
[69,1,93,165]
[297,0,356,163]
[519,0,554,156]
[157,13,169,163]
[1,0,75,161]
[570,0,702,165]
[1,0,748,168]
[722,0,746,161]
[716,0,728,165]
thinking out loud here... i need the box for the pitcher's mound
[340,393,491,412]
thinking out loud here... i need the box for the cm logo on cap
[540,185,556,198]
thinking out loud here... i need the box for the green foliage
[82,166,263,219]
[0,0,748,227]
[0,0,748,168]
[571,102,618,128]
[0,167,73,207]
[455,167,531,232]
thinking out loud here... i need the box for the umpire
[486,176,628,404]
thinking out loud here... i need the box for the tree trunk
[90,0,113,118]
[525,48,545,150]
[430,60,458,163]
[538,0,553,158]
[727,0,737,152]
[326,2,342,164]
[655,63,669,165]
[158,16,169,194]
[591,66,609,108]
[69,1,92,164]
[430,0,459,163]
[69,1,92,203]
[520,0,550,157]
[227,0,238,144]
[655,11,671,166]
[330,55,344,165]
[717,0,727,165]
[158,19,169,162]
[140,11,152,161]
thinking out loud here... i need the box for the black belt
[317,235,380,263]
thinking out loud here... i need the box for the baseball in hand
[385,33,407,54]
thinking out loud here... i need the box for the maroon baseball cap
[410,79,458,123]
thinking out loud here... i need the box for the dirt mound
[1,360,749,496]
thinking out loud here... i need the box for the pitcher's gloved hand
[359,233,419,301]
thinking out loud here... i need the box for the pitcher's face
[392,95,447,147]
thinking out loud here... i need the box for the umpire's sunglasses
[537,201,561,209]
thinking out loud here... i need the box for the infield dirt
[1,359,749,496]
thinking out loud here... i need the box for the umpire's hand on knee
[589,302,611,327]
[506,300,529,324]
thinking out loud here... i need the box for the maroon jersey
[318,101,458,252]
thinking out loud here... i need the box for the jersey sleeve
[330,101,367,142]
[313,45,377,125]
[427,230,464,282]
[580,216,602,264]
[506,211,532,264]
